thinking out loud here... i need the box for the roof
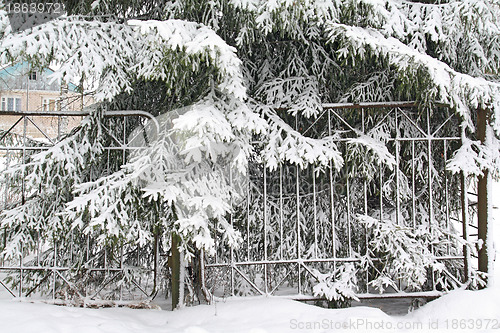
[0,61,79,92]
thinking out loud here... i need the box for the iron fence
[205,102,475,301]
[0,110,164,304]
[0,103,479,304]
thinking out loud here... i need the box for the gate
[204,102,475,301]
[0,109,164,304]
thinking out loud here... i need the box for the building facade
[0,62,93,139]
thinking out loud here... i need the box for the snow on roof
[0,61,79,92]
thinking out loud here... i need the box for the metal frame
[205,102,470,300]
[0,103,476,303]
[0,109,160,302]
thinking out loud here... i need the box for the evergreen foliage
[0,0,499,306]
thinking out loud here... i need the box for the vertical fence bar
[122,116,127,164]
[58,115,62,139]
[37,231,41,266]
[461,173,470,282]
[296,164,301,294]
[136,245,140,268]
[328,110,337,264]
[279,165,284,260]
[214,221,218,264]
[22,116,27,205]
[86,235,90,297]
[1,149,9,267]
[379,164,384,223]
[230,167,235,296]
[346,177,352,258]
[247,172,251,261]
[444,140,451,254]
[120,244,124,301]
[19,242,23,297]
[104,246,107,272]
[107,149,111,174]
[86,234,90,262]
[70,230,73,263]
[477,107,489,277]
[53,240,57,299]
[426,109,435,290]
[362,109,369,292]
[411,140,416,229]
[153,231,159,297]
[263,166,268,294]
[395,108,400,226]
[312,167,318,258]
[427,108,434,230]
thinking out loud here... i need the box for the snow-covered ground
[0,182,499,332]
[0,288,499,332]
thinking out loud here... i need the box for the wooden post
[477,108,489,283]
[171,233,181,310]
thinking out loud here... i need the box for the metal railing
[204,102,473,300]
[0,109,162,303]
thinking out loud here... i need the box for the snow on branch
[65,98,246,256]
[0,17,247,101]
[327,22,500,132]
[128,19,246,101]
[358,214,470,292]
[347,132,396,170]
[258,104,343,171]
[0,8,10,39]
[0,115,103,259]
[447,126,500,177]
[312,0,500,74]
[255,77,323,118]
[0,17,136,100]
[312,263,359,304]
[230,0,335,38]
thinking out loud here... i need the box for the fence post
[476,108,489,283]
[461,173,469,283]
[171,232,181,310]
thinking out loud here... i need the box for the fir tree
[0,0,499,306]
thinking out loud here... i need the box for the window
[29,71,37,80]
[43,98,60,112]
[1,97,22,111]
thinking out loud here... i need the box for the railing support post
[476,108,489,284]
[476,107,489,284]
[171,232,181,309]
[460,173,469,283]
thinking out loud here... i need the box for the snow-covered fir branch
[0,17,246,101]
[65,96,248,258]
